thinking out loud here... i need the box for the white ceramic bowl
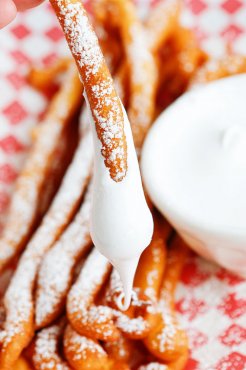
[141,75,246,277]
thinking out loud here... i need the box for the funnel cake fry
[67,248,119,342]
[104,216,170,340]
[33,320,70,370]
[35,182,92,329]
[103,333,136,364]
[0,64,82,274]
[92,2,123,75]
[134,215,170,302]
[146,0,181,54]
[144,237,189,363]
[64,324,129,370]
[50,0,127,182]
[105,270,153,340]
[0,119,92,370]
[109,0,158,150]
[190,54,246,87]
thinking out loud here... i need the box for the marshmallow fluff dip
[142,75,246,276]
[86,97,154,310]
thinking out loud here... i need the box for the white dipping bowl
[141,75,246,277]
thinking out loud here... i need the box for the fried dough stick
[64,324,129,370]
[50,0,127,182]
[67,248,119,342]
[0,114,93,370]
[190,54,246,87]
[35,183,92,329]
[144,236,189,365]
[134,214,170,301]
[107,0,158,150]
[92,1,123,75]
[0,64,82,274]
[33,319,70,370]
[105,215,169,340]
[156,26,207,112]
[145,0,181,55]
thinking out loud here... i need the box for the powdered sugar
[157,298,181,352]
[115,0,157,149]
[64,325,106,362]
[115,311,149,336]
[35,182,92,328]
[34,321,70,370]
[68,248,111,313]
[0,64,80,267]
[0,121,92,350]
[54,0,127,182]
[67,248,115,339]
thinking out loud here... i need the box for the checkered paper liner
[0,0,245,369]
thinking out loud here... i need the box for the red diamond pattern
[216,352,246,370]
[11,24,30,40]
[216,269,244,286]
[222,0,243,14]
[0,164,17,184]
[45,27,63,42]
[185,0,207,15]
[221,24,244,42]
[218,293,246,319]
[0,191,10,212]
[2,101,28,125]
[6,72,26,90]
[187,328,208,349]
[0,135,25,154]
[180,260,209,287]
[219,324,246,346]
[10,50,30,65]
[176,298,208,321]
[42,53,58,66]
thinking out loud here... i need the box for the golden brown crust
[108,0,158,150]
[33,320,70,370]
[64,325,129,370]
[146,0,181,54]
[66,249,118,342]
[144,237,189,363]
[0,73,91,369]
[0,64,82,275]
[190,54,246,87]
[50,0,127,182]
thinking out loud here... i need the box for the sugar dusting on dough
[55,0,127,181]
[67,249,115,339]
[35,182,92,327]
[0,122,92,346]
[34,321,70,370]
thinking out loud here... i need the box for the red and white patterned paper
[0,1,245,369]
